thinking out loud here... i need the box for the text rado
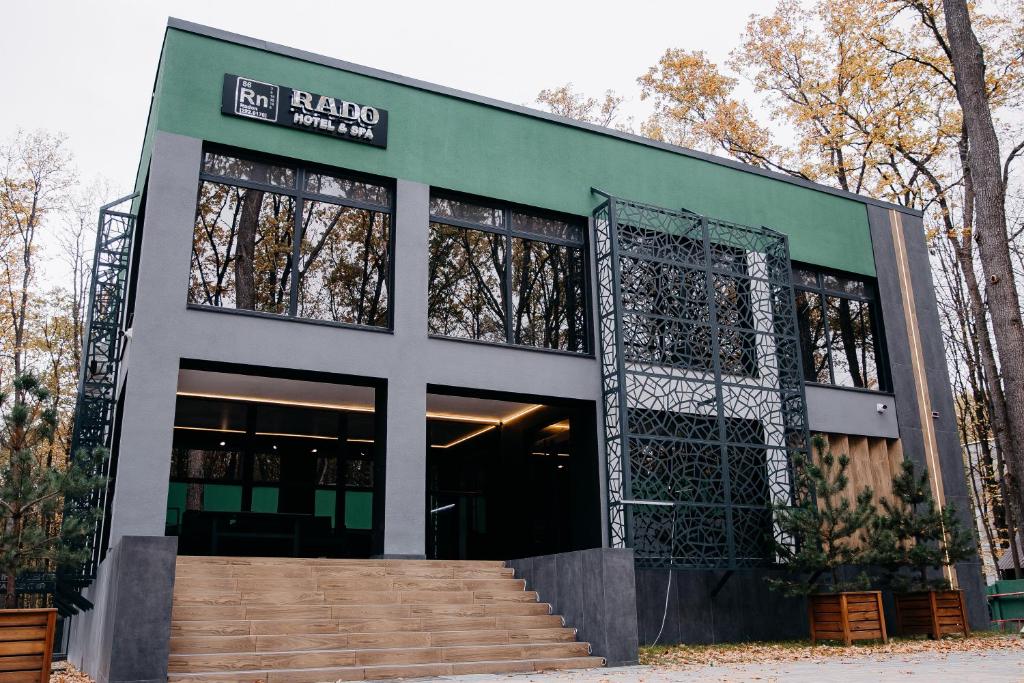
[290,90,380,140]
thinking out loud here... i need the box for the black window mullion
[504,210,514,345]
[289,168,306,317]
[818,291,837,384]
[241,404,256,511]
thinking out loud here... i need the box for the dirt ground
[47,633,1024,683]
[639,631,1024,668]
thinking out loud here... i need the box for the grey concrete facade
[866,205,988,628]
[68,536,177,683]
[67,121,984,675]
[805,384,900,438]
[105,131,607,554]
[509,549,639,666]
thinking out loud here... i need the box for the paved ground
[428,649,1024,682]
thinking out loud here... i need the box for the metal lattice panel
[68,193,138,579]
[594,195,808,568]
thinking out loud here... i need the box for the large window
[189,150,393,328]
[167,395,378,557]
[794,266,887,390]
[427,194,589,352]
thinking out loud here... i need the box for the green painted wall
[142,27,878,275]
[315,489,336,528]
[345,492,372,530]
[251,486,279,513]
[202,484,242,512]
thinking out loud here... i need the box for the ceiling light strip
[176,391,375,413]
[431,424,497,449]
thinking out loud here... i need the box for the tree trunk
[943,0,1024,542]
[953,135,1022,577]
[234,189,263,311]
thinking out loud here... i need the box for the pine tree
[768,434,876,595]
[867,460,975,592]
[0,374,106,607]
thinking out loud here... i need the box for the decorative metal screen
[594,195,808,568]
[68,192,138,579]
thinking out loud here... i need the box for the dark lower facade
[64,19,986,682]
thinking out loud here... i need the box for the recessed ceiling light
[311,448,318,453]
[219,441,226,446]
[557,464,564,469]
[272,445,277,450]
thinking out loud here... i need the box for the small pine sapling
[768,434,876,595]
[867,459,974,592]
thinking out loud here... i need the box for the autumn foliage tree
[537,0,1024,581]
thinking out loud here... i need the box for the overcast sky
[2,0,766,194]
[2,1,768,286]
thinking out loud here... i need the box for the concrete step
[166,656,606,682]
[168,557,599,679]
[169,614,566,637]
[173,577,526,598]
[168,641,593,673]
[171,601,552,622]
[170,626,577,654]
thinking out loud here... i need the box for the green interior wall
[139,27,880,275]
[345,492,372,530]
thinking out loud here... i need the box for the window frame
[427,190,593,355]
[792,264,890,392]
[190,145,397,332]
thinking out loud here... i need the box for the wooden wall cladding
[817,433,904,506]
[0,608,56,683]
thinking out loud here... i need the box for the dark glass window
[793,266,887,390]
[167,395,379,554]
[427,193,588,352]
[189,150,393,328]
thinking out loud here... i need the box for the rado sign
[221,74,388,148]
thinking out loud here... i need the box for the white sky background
[0,0,765,288]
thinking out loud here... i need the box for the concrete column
[382,180,430,557]
[106,133,203,543]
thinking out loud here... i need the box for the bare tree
[942,0,1024,540]
[0,131,74,391]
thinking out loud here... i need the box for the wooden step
[166,656,606,682]
[168,557,598,679]
[175,556,506,569]
[173,577,526,597]
[172,601,551,622]
[170,614,565,637]
[169,641,592,673]
[170,627,577,654]
[175,565,516,581]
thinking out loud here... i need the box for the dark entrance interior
[425,387,601,561]
[166,366,384,558]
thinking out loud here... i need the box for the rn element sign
[221,74,389,148]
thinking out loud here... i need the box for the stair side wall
[509,547,639,666]
[68,536,178,683]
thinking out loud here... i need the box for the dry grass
[49,661,93,683]
[640,631,1023,668]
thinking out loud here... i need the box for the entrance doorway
[425,388,601,561]
[166,367,384,558]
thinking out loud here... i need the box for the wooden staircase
[168,556,604,682]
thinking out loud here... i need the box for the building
[66,18,987,683]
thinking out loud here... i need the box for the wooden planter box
[809,591,887,645]
[894,589,970,639]
[0,608,57,682]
